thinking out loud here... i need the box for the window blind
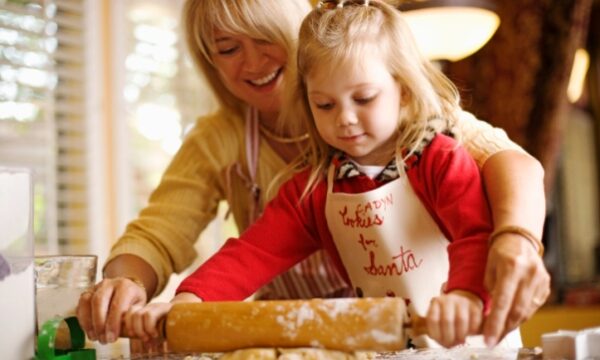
[0,0,88,254]
[53,0,88,254]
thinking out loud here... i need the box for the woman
[76,0,549,348]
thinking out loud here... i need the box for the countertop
[93,340,543,360]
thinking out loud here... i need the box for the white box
[542,327,600,360]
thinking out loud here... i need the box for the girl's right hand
[76,277,147,344]
[123,292,202,342]
[425,290,483,348]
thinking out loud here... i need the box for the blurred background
[0,0,598,346]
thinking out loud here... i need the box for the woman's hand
[479,150,549,346]
[483,233,551,346]
[123,292,202,343]
[426,290,483,348]
[76,277,147,344]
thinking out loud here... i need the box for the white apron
[324,164,522,348]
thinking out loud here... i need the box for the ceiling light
[399,0,501,62]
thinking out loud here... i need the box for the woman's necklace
[259,123,309,143]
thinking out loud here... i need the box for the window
[113,0,236,299]
[116,0,216,217]
[1,0,231,280]
[0,0,59,253]
[0,0,95,255]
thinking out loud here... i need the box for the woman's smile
[247,67,283,87]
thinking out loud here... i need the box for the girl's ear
[399,83,411,106]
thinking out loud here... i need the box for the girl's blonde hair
[182,0,312,117]
[281,0,463,196]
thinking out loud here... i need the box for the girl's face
[211,29,287,116]
[306,54,402,166]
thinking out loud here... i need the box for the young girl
[124,0,523,348]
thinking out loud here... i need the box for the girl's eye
[354,95,376,105]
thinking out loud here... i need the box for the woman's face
[211,29,287,115]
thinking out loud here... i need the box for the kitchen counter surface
[94,342,543,360]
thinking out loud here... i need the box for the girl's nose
[336,108,358,127]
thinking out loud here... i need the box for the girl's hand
[123,292,202,343]
[123,302,172,343]
[426,290,483,348]
[76,277,147,344]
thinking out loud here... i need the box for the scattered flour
[369,329,398,344]
[295,303,316,327]
[324,298,354,318]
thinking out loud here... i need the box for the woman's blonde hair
[182,0,312,117]
[281,0,463,196]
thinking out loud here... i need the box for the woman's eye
[217,46,238,55]
[315,102,334,110]
[255,39,271,45]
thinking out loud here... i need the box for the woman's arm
[482,150,545,237]
[481,150,550,347]
[102,254,158,299]
[456,112,551,346]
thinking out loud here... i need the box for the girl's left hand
[426,290,483,348]
[123,302,172,343]
[123,292,202,343]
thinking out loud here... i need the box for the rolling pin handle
[406,315,428,337]
[157,317,167,340]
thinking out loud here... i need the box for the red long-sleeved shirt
[178,134,492,307]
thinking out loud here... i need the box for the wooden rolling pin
[160,297,427,353]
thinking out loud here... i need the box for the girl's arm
[414,134,493,307]
[176,171,322,301]
[412,134,493,346]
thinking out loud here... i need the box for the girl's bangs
[305,40,381,79]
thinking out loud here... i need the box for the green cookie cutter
[35,316,96,360]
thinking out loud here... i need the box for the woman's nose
[243,43,266,71]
